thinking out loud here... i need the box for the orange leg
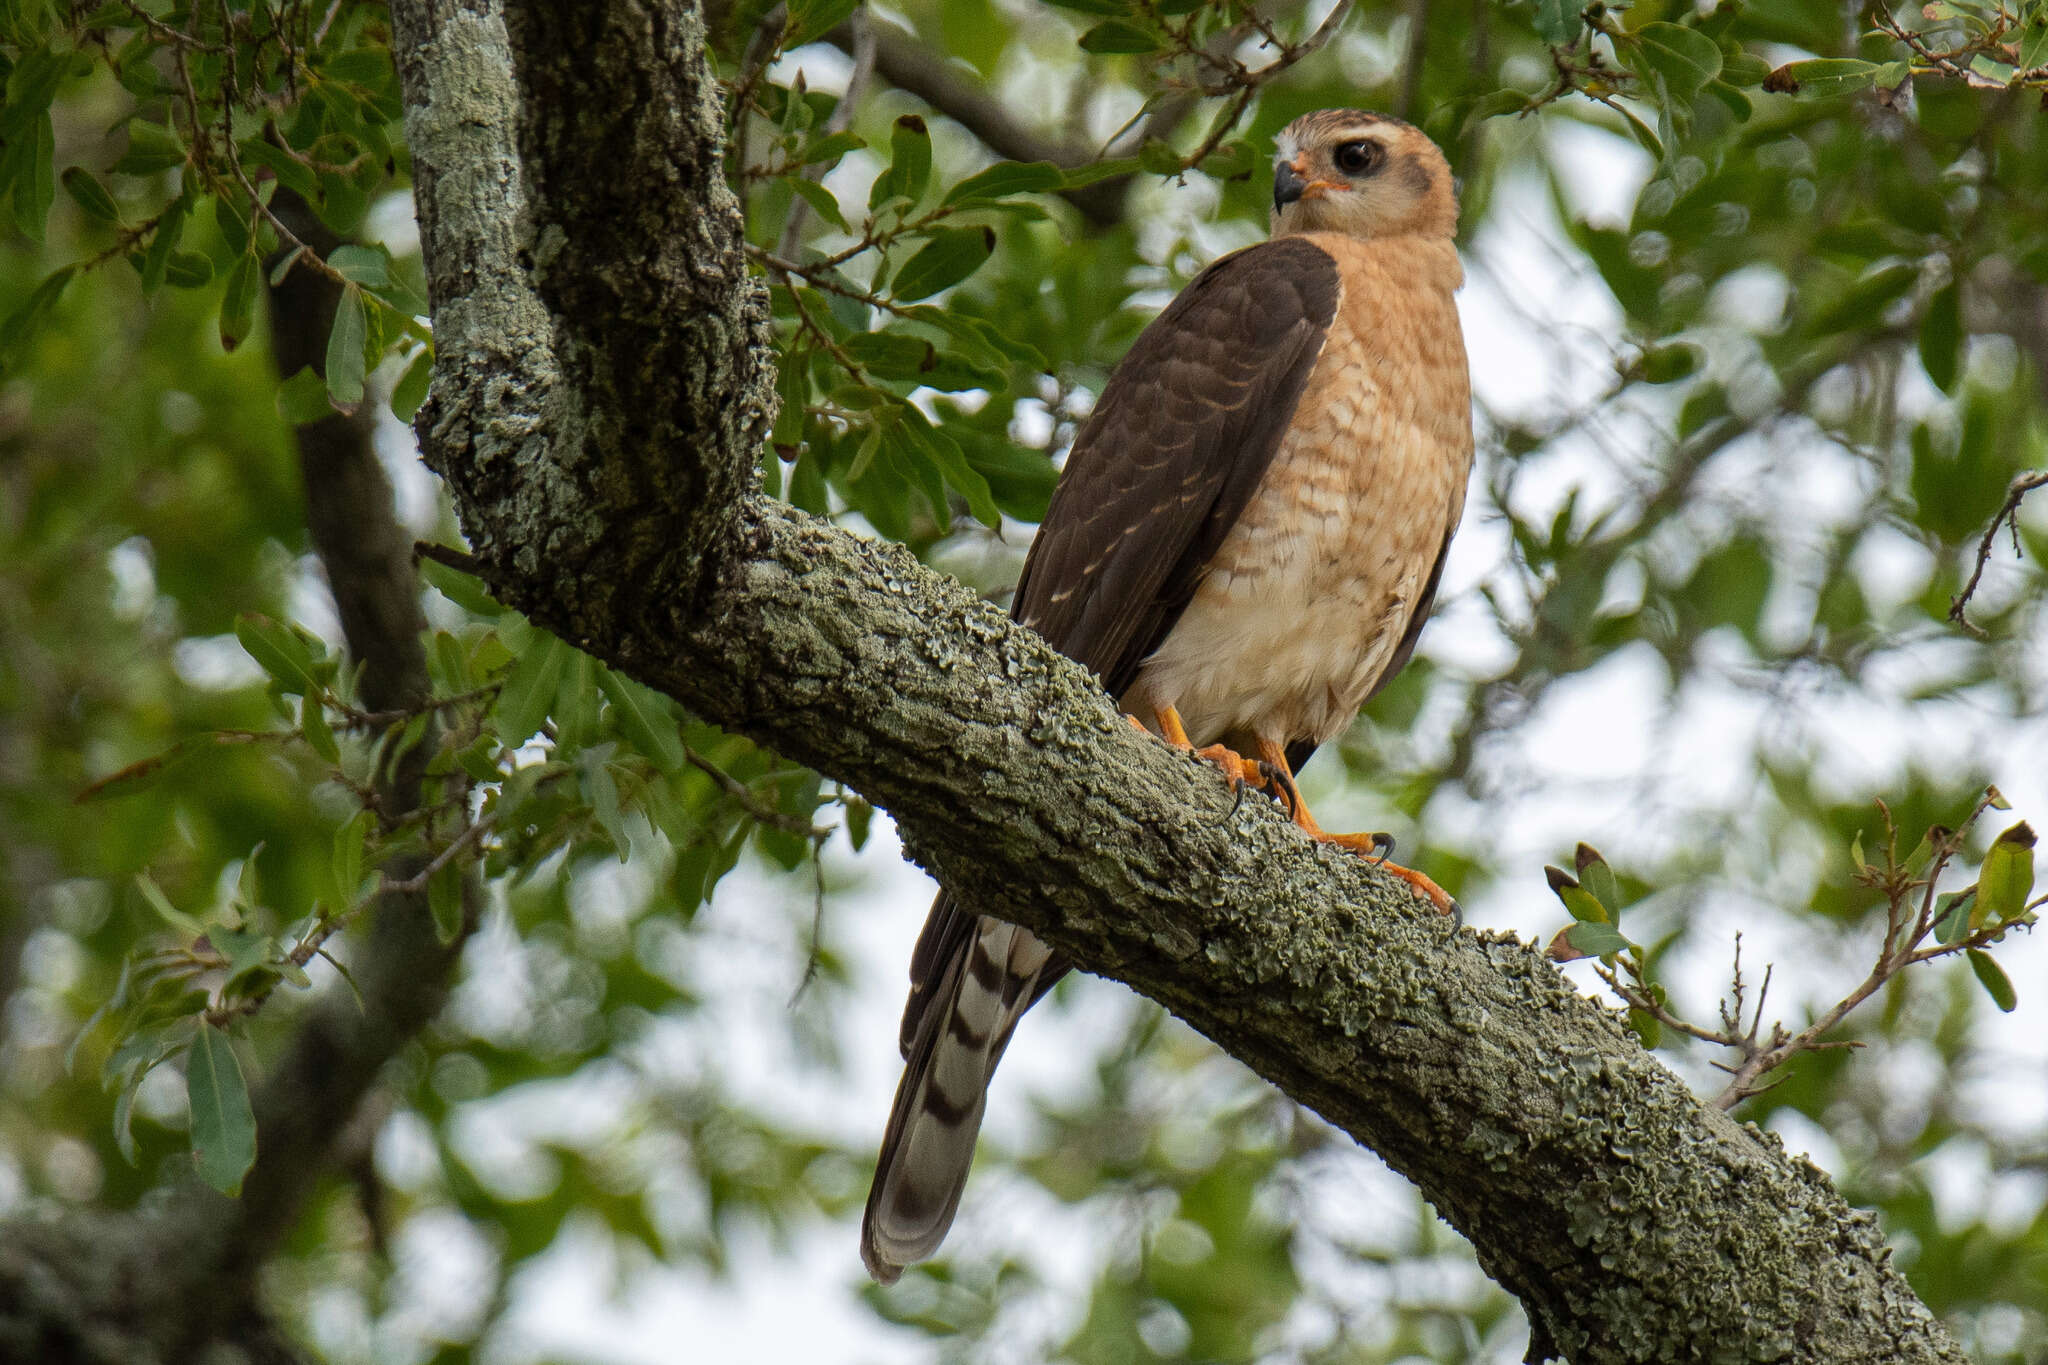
[1128,705,1267,791]
[1254,739,1461,922]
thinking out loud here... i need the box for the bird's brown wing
[1013,234,1342,694]
[864,238,1341,1282]
[895,236,1341,1050]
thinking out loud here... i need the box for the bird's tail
[861,907,1062,1283]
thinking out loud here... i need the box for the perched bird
[861,109,1473,1283]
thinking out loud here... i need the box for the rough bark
[382,2,1969,1362]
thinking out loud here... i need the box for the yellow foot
[1127,706,1274,797]
[1314,831,1461,922]
[1253,739,1460,923]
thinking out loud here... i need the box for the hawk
[862,109,1472,1283]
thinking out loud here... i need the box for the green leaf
[1138,138,1185,176]
[785,175,848,231]
[790,129,865,170]
[1573,844,1624,917]
[163,251,212,289]
[135,872,205,937]
[391,346,433,420]
[868,114,931,212]
[326,243,390,286]
[1703,80,1753,123]
[325,284,368,408]
[845,796,873,850]
[107,1026,185,1165]
[301,694,340,763]
[60,166,120,223]
[1632,23,1722,99]
[1976,821,2036,925]
[111,119,187,176]
[1627,1007,1661,1050]
[597,666,686,770]
[428,860,464,943]
[1564,919,1632,960]
[187,1024,257,1196]
[1967,949,2017,1012]
[1762,58,1881,99]
[1635,343,1699,384]
[493,631,569,745]
[138,197,186,294]
[1810,261,1917,336]
[1719,51,1771,87]
[1903,825,1950,875]
[417,554,499,615]
[1935,889,1976,944]
[786,0,858,40]
[1919,280,1961,392]
[1614,104,1664,163]
[944,160,1065,206]
[276,365,334,424]
[219,252,261,352]
[2021,13,2048,74]
[1078,18,1158,53]
[332,808,372,909]
[1533,0,1583,45]
[1058,154,1144,189]
[1968,55,2015,86]
[112,1067,145,1164]
[235,614,320,694]
[237,138,316,198]
[214,191,251,255]
[552,649,601,747]
[1544,865,1609,923]
[901,406,1001,528]
[0,263,73,354]
[890,226,996,302]
[211,926,279,993]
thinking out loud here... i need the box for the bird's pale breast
[1127,233,1471,750]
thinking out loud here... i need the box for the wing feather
[864,236,1342,1282]
[894,237,1339,1051]
[1016,235,1342,694]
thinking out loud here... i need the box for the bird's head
[1270,110,1457,241]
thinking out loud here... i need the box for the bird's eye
[1333,141,1381,176]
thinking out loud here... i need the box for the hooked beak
[1273,159,1308,213]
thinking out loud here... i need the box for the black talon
[1217,775,1249,826]
[1365,832,1395,866]
[1261,760,1301,817]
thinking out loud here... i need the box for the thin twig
[775,11,874,260]
[683,744,831,838]
[1949,469,2047,635]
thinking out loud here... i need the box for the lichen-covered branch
[383,1,1967,1360]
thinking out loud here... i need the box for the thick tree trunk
[383,2,1967,1362]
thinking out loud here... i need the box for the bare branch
[1949,468,2048,635]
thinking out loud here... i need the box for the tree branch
[1949,468,2047,635]
[821,15,1185,228]
[382,1,1969,1359]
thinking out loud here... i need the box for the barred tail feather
[861,912,1059,1283]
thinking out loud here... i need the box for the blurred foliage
[4,0,2048,1361]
